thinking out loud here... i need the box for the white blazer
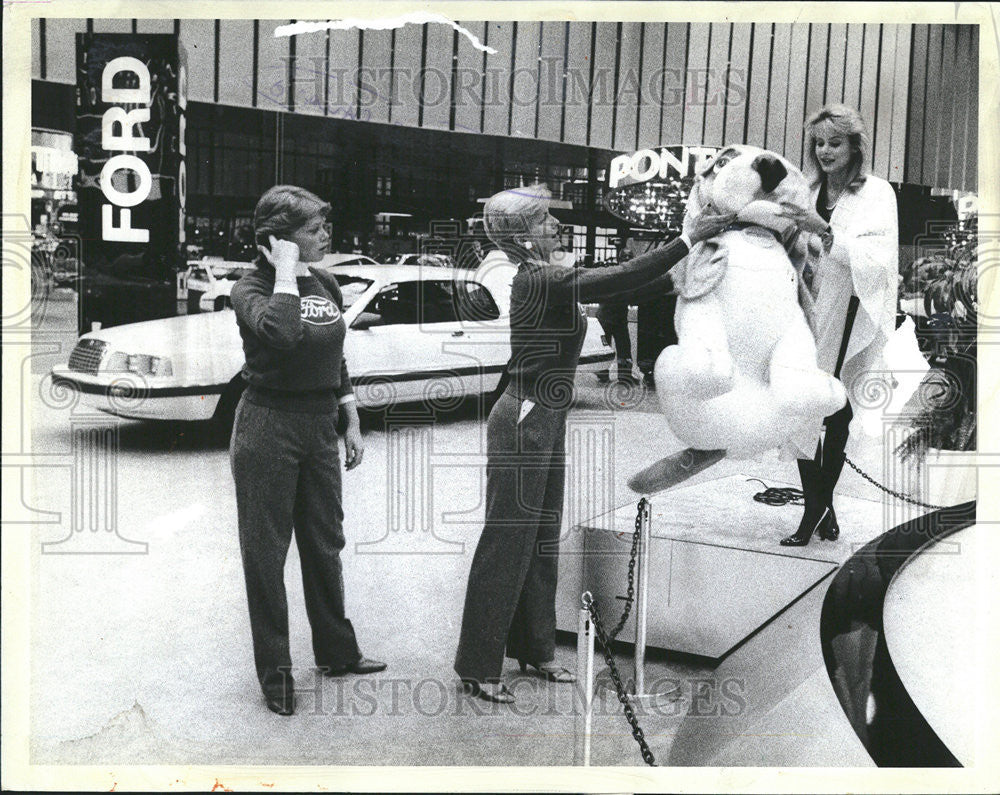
[791,173,899,456]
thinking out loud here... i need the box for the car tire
[212,376,245,442]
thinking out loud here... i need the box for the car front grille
[68,339,108,374]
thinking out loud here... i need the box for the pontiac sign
[607,145,719,190]
[605,145,719,231]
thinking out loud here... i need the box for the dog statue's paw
[775,371,847,417]
[628,448,726,494]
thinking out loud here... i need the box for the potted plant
[896,215,977,505]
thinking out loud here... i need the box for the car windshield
[223,267,256,280]
[337,276,374,309]
[417,255,453,267]
[337,257,372,267]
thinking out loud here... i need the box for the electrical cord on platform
[746,453,947,511]
[746,479,804,506]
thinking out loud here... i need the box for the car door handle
[452,331,465,337]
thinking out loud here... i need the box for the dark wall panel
[588,21,618,149]
[360,29,392,125]
[825,23,847,105]
[724,23,753,147]
[661,23,688,145]
[636,22,666,149]
[613,22,642,152]
[257,19,290,111]
[682,22,710,146]
[905,25,929,184]
[482,22,514,137]
[218,19,254,109]
[745,23,772,148]
[421,22,455,130]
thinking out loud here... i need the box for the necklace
[825,179,847,209]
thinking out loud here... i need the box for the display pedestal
[556,473,886,659]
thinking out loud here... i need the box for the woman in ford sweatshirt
[230,185,385,717]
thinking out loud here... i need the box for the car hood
[80,310,240,355]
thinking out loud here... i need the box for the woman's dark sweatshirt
[507,236,690,406]
[231,263,354,413]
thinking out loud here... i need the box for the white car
[51,264,614,428]
[385,253,455,268]
[386,253,422,266]
[183,260,256,313]
[185,253,380,314]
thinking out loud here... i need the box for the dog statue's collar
[722,221,784,244]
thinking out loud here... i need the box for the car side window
[419,281,462,324]
[418,281,501,323]
[364,283,422,326]
[454,282,500,322]
[355,281,500,328]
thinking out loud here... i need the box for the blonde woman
[781,105,899,546]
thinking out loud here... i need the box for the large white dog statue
[653,144,847,460]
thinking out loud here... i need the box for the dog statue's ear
[672,239,727,299]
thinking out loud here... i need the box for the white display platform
[555,473,887,658]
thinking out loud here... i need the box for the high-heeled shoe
[459,679,515,703]
[780,506,838,546]
[518,659,577,683]
[819,505,840,540]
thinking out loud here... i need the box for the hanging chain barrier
[841,454,947,510]
[606,497,647,642]
[582,591,657,767]
[574,498,656,766]
[747,454,947,512]
[582,452,945,765]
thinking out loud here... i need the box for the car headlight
[105,351,174,376]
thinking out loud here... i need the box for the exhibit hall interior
[6,7,993,789]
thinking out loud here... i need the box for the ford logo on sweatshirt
[300,295,341,325]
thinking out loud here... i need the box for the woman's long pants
[230,396,361,698]
[454,391,568,682]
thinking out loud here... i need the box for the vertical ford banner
[75,33,187,333]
